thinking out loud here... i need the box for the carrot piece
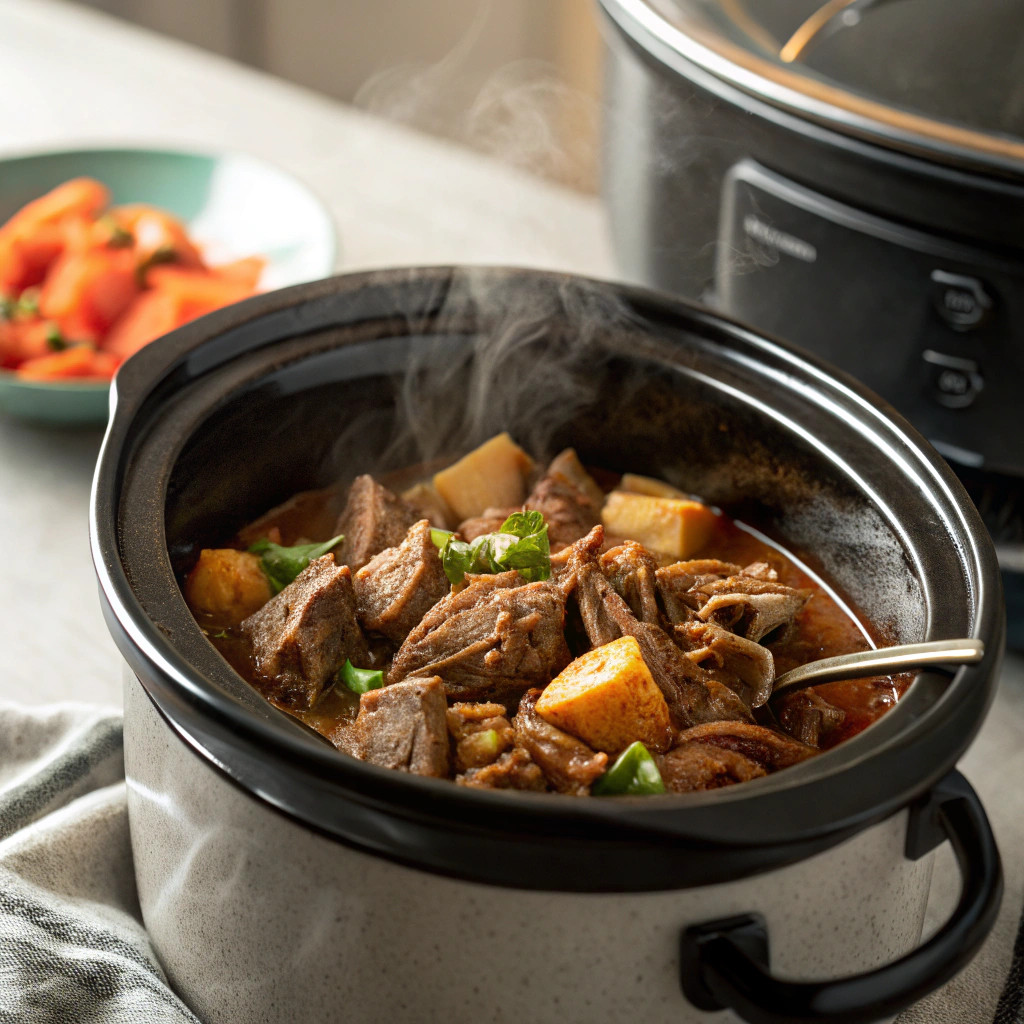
[40,249,138,336]
[146,266,254,319]
[102,289,183,360]
[15,343,105,380]
[0,319,57,368]
[113,204,204,270]
[0,178,110,237]
[212,256,266,290]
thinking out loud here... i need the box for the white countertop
[0,0,614,707]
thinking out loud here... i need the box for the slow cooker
[91,267,1004,1023]
[598,0,1024,643]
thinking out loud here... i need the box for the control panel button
[930,270,993,330]
[922,349,984,408]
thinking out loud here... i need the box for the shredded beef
[675,620,776,709]
[353,520,449,644]
[777,689,846,748]
[447,701,515,771]
[333,475,418,571]
[569,535,719,730]
[656,559,811,641]
[389,572,571,705]
[241,555,369,712]
[658,742,767,792]
[513,689,608,795]
[355,677,450,777]
[457,747,548,791]
[601,542,661,625]
[693,573,812,642]
[672,721,816,772]
[656,560,741,625]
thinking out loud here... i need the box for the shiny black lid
[604,0,1024,175]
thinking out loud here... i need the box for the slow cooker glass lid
[642,0,1024,157]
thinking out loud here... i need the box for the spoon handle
[772,638,985,697]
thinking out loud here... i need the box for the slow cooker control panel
[715,160,1023,475]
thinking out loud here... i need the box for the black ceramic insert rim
[90,267,1004,892]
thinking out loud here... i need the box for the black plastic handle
[680,771,1002,1024]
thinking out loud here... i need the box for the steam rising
[328,268,640,479]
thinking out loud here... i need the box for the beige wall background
[71,0,604,192]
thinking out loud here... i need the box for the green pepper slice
[592,741,666,796]
[339,660,384,695]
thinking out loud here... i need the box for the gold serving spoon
[771,638,985,697]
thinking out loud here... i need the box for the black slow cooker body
[92,268,1004,1023]
[599,0,1024,642]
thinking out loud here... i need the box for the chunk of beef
[658,742,767,793]
[693,574,812,643]
[513,689,608,795]
[457,747,548,791]
[601,542,661,625]
[355,677,450,777]
[525,454,601,550]
[457,506,518,543]
[447,701,515,771]
[333,475,418,571]
[241,555,369,712]
[353,520,449,644]
[675,620,776,709]
[672,721,816,772]
[390,572,572,704]
[777,689,846,748]
[573,554,720,730]
[705,680,755,724]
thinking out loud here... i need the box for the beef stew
[182,433,906,797]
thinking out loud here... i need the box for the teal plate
[0,147,337,424]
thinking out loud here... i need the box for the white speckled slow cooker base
[124,671,930,1024]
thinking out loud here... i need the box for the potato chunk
[535,635,672,754]
[601,491,716,559]
[619,473,687,500]
[432,433,535,521]
[184,549,272,628]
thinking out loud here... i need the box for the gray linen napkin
[0,701,197,1024]
[0,693,1020,1024]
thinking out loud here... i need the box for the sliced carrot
[15,343,117,380]
[212,256,265,290]
[0,319,57,367]
[40,249,138,336]
[0,178,110,239]
[145,266,254,319]
[113,204,204,271]
[103,289,183,360]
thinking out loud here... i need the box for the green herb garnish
[339,659,384,695]
[430,528,453,549]
[439,510,550,586]
[592,742,666,796]
[45,323,66,351]
[248,533,345,594]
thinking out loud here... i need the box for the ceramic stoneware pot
[91,267,1004,1024]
